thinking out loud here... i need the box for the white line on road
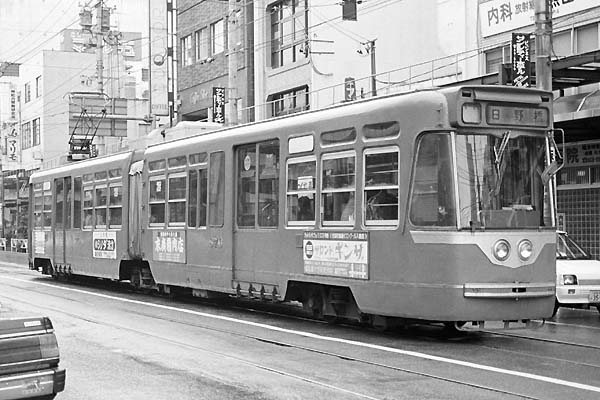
[4,275,600,394]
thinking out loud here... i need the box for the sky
[0,0,148,64]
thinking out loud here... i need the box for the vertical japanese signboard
[303,231,369,280]
[512,33,531,87]
[153,230,186,263]
[149,0,169,116]
[212,87,226,123]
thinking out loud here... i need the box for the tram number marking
[94,238,116,252]
[589,291,600,303]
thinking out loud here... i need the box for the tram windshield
[455,132,549,229]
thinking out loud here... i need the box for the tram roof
[30,151,132,181]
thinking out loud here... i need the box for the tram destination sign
[486,105,549,127]
[303,231,369,280]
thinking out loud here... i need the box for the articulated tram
[29,85,559,328]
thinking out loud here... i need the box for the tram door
[128,161,144,259]
[52,177,69,265]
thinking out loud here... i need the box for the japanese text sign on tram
[212,87,226,124]
[153,230,186,263]
[303,231,369,280]
[93,231,117,259]
[511,33,531,87]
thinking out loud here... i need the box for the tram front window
[455,133,548,229]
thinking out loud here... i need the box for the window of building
[24,82,31,103]
[181,34,193,66]
[270,0,308,68]
[237,140,280,228]
[209,152,225,226]
[211,19,225,55]
[21,122,31,149]
[32,118,40,146]
[553,30,572,57]
[364,148,399,226]
[270,86,309,117]
[149,177,166,225]
[195,27,208,61]
[35,76,42,98]
[484,45,510,74]
[168,173,186,225]
[321,151,355,226]
[286,156,316,225]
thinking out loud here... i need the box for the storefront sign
[303,231,369,280]
[153,230,185,263]
[512,33,531,87]
[480,0,598,37]
[93,231,117,259]
[564,141,600,166]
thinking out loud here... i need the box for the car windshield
[455,132,549,229]
[557,233,591,260]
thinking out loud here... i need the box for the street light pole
[368,39,377,97]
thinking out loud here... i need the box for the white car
[555,231,600,316]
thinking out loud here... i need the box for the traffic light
[342,0,357,21]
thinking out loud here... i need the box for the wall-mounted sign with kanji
[212,86,226,124]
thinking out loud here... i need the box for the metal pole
[370,39,377,97]
[95,2,104,93]
[228,0,238,125]
[535,0,552,91]
[147,0,153,126]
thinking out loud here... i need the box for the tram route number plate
[589,291,600,303]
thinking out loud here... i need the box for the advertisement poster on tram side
[34,231,45,255]
[93,231,117,259]
[303,231,369,280]
[152,230,186,263]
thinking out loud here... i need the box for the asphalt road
[2,262,600,400]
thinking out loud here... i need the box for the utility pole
[369,39,377,97]
[227,0,238,125]
[535,0,552,91]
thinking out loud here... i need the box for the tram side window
[409,133,456,227]
[149,177,166,225]
[54,179,64,229]
[364,148,399,225]
[109,184,122,228]
[65,177,72,229]
[209,152,225,226]
[43,189,52,228]
[168,173,186,226]
[188,168,208,228]
[73,177,82,228]
[236,140,280,228]
[33,184,43,228]
[322,152,356,225]
[83,187,93,228]
[95,186,108,228]
[286,157,316,225]
[258,141,279,227]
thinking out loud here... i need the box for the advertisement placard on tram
[303,231,369,280]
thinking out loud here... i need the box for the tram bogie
[29,85,560,329]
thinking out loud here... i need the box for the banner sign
[512,33,531,87]
[212,87,226,123]
[564,141,600,166]
[93,231,117,259]
[303,231,369,280]
[153,230,186,263]
[479,0,598,37]
[149,0,169,116]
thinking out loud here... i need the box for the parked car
[0,316,65,399]
[554,231,600,316]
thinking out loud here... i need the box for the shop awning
[554,90,600,122]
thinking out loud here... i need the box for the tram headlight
[462,103,481,124]
[493,239,510,261]
[561,274,578,285]
[517,239,533,261]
